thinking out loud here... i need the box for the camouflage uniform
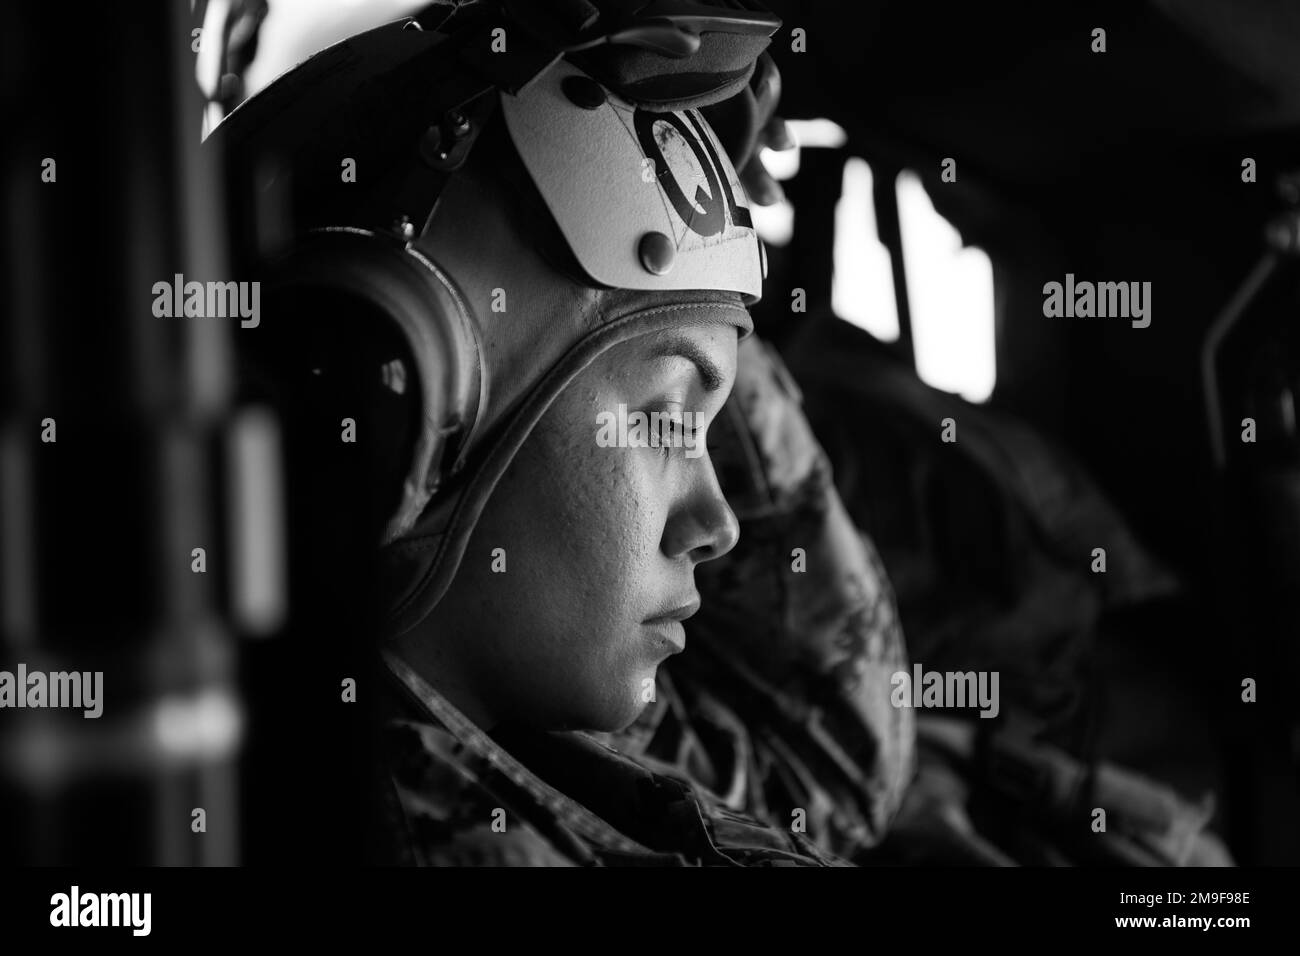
[377,651,847,866]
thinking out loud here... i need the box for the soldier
[218,3,852,864]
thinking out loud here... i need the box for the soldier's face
[410,321,741,732]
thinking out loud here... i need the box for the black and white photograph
[2,0,1296,938]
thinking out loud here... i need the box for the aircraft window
[895,169,996,403]
[832,157,900,343]
[751,197,794,247]
[752,119,847,248]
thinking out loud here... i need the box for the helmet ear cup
[243,228,484,546]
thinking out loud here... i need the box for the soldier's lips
[642,595,698,653]
[643,618,686,653]
[644,595,701,624]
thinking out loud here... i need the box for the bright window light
[895,169,996,403]
[753,120,847,247]
[756,119,847,183]
[832,158,899,342]
[751,198,794,246]
[786,118,848,149]
[759,145,800,182]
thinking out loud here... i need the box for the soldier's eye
[653,414,702,460]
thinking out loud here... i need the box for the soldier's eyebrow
[645,335,726,392]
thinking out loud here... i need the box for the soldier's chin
[569,672,655,734]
